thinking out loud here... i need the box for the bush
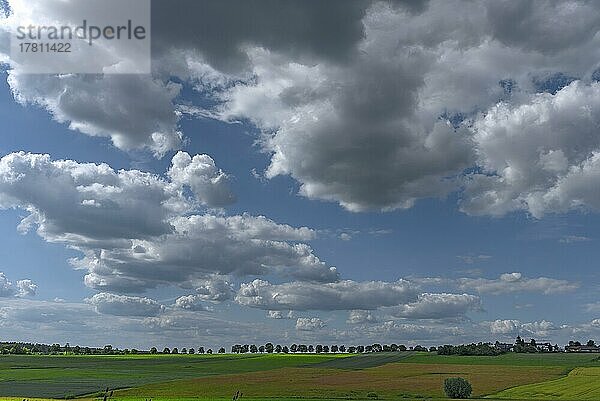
[444,377,472,399]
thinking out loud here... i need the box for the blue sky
[0,0,600,349]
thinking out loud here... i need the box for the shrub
[444,377,472,399]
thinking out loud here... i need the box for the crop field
[0,354,343,398]
[0,352,599,401]
[493,366,600,400]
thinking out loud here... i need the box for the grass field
[493,366,600,400]
[0,354,343,398]
[0,352,598,401]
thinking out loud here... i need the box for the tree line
[2,337,595,356]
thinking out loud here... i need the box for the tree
[189,348,195,354]
[290,344,297,353]
[398,345,407,351]
[150,347,158,354]
[259,345,265,353]
[357,345,365,353]
[163,347,170,354]
[275,344,282,353]
[181,348,187,354]
[323,345,329,353]
[348,346,356,353]
[282,346,289,353]
[308,345,314,353]
[444,377,472,399]
[250,344,258,353]
[265,342,274,353]
[331,345,338,353]
[315,344,323,354]
[172,347,179,354]
[588,340,596,347]
[218,347,226,354]
[339,345,346,353]
[198,347,205,354]
[206,348,213,354]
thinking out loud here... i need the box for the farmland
[0,352,598,401]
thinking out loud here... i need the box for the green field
[493,367,600,400]
[0,352,598,401]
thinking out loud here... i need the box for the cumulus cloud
[235,279,418,311]
[488,319,560,337]
[86,293,165,317]
[210,1,600,214]
[15,279,37,297]
[0,151,227,244]
[347,310,377,324]
[219,34,473,212]
[174,295,210,312]
[168,151,235,207]
[0,152,336,293]
[7,72,183,156]
[390,293,481,319]
[0,272,37,297]
[457,273,578,295]
[267,310,294,320]
[414,273,578,295]
[295,317,325,331]
[0,298,274,349]
[81,214,336,293]
[3,0,600,215]
[463,82,600,217]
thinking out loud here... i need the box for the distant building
[494,342,513,352]
[565,344,600,353]
[535,342,556,353]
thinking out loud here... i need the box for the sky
[1,0,600,350]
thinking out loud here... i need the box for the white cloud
[0,152,336,293]
[86,293,165,317]
[390,293,481,319]
[267,310,294,320]
[0,272,37,297]
[168,151,235,207]
[7,72,183,157]
[3,0,600,216]
[457,273,578,295]
[15,279,37,297]
[174,295,210,312]
[295,317,325,331]
[559,235,591,244]
[81,214,336,293]
[489,319,521,335]
[347,310,377,324]
[487,319,560,338]
[463,82,600,217]
[235,279,418,311]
